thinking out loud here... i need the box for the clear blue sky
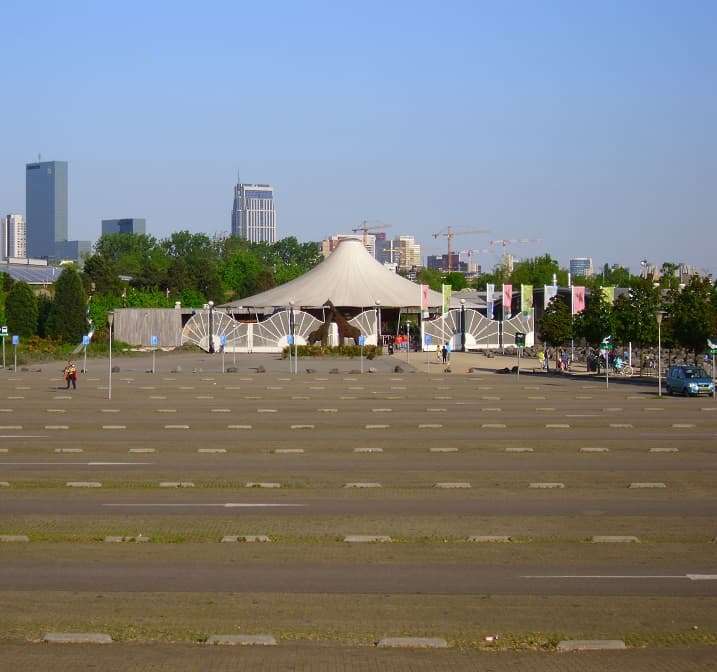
[1,0,715,273]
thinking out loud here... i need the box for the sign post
[600,337,614,389]
[12,335,19,372]
[150,335,159,374]
[358,335,366,374]
[287,335,294,374]
[425,333,432,374]
[82,335,91,373]
[220,335,227,373]
[515,332,526,381]
[1,325,7,369]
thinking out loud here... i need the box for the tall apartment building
[102,218,146,235]
[2,214,27,259]
[231,183,276,243]
[26,160,68,258]
[570,257,594,278]
[396,235,421,271]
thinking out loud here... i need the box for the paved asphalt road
[1,358,715,663]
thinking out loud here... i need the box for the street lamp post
[289,301,297,375]
[208,301,215,353]
[107,311,114,401]
[656,311,665,398]
[460,298,466,352]
[375,300,381,349]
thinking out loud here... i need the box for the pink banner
[420,284,429,310]
[572,286,585,314]
[502,284,512,319]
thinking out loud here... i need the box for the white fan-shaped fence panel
[348,310,378,345]
[181,310,246,352]
[253,310,321,352]
[501,311,535,348]
[422,309,500,350]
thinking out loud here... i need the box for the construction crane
[432,227,490,271]
[490,237,543,250]
[352,220,392,246]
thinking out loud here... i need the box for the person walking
[441,343,448,364]
[63,361,78,390]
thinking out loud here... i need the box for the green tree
[222,248,263,298]
[36,295,54,338]
[82,254,122,295]
[573,289,614,347]
[444,272,468,291]
[669,277,716,361]
[416,268,443,291]
[511,254,568,287]
[612,281,659,372]
[6,281,38,337]
[47,267,87,342]
[539,296,573,370]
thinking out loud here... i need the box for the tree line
[539,276,717,363]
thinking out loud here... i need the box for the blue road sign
[446,342,452,352]
[287,335,294,345]
[11,335,19,345]
[150,335,159,347]
[82,335,91,346]
[219,335,227,347]
[358,335,366,346]
[424,334,432,346]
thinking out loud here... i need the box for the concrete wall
[113,308,183,347]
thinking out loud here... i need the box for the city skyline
[1,2,715,273]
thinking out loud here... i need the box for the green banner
[521,285,533,315]
[442,284,452,314]
[601,286,616,304]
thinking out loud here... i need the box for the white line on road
[102,503,305,508]
[0,462,152,466]
[522,574,717,581]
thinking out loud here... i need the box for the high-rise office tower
[231,183,276,243]
[3,214,27,259]
[102,218,147,235]
[570,257,594,278]
[26,160,68,258]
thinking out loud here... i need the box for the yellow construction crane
[432,227,490,271]
[352,220,392,246]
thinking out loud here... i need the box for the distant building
[26,160,68,258]
[102,218,146,235]
[2,214,27,259]
[427,253,466,272]
[396,235,421,271]
[570,257,594,278]
[54,240,92,262]
[231,183,276,243]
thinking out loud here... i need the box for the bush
[281,344,382,359]
[48,267,87,343]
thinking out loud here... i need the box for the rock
[368,367,377,373]
[225,367,238,373]
[255,366,266,373]
[443,367,451,373]
[111,366,120,373]
[329,368,340,374]
[305,368,317,373]
[20,367,29,372]
[393,365,404,373]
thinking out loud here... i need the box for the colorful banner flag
[502,284,512,320]
[571,286,586,314]
[441,284,452,314]
[486,283,495,320]
[544,284,558,309]
[521,285,533,315]
[420,284,430,310]
[601,286,615,305]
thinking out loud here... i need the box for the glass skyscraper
[231,183,276,243]
[25,160,68,258]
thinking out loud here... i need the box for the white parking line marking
[102,503,305,508]
[523,574,717,581]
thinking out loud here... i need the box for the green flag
[601,286,616,304]
[521,285,533,314]
[442,284,452,314]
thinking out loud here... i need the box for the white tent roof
[222,238,448,309]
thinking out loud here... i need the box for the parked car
[665,365,715,396]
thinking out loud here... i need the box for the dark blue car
[665,365,715,396]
